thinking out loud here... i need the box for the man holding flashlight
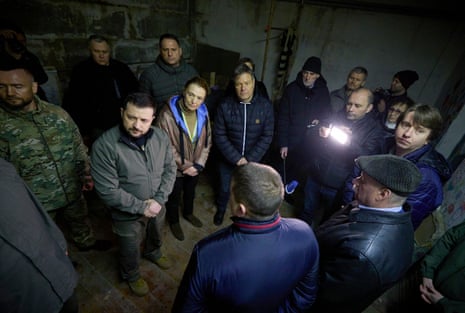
[303,87,384,227]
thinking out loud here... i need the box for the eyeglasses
[388,107,404,114]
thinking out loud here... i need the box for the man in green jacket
[419,221,465,313]
[0,59,108,251]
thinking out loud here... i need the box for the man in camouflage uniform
[0,59,105,251]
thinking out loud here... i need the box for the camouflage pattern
[48,194,96,248]
[0,96,95,246]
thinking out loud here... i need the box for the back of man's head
[231,163,284,218]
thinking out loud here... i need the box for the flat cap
[355,154,422,196]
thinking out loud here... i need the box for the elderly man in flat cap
[311,154,422,313]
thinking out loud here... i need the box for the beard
[1,96,33,111]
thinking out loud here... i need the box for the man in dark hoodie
[276,56,331,187]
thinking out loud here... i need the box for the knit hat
[355,154,422,196]
[302,56,321,74]
[394,70,419,89]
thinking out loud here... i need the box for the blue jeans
[112,207,165,282]
[302,176,338,227]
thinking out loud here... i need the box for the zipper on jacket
[240,102,249,156]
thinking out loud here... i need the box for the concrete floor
[67,171,385,313]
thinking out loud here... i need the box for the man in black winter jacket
[213,63,274,225]
[63,34,139,147]
[276,56,331,186]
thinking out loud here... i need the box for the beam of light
[330,126,349,145]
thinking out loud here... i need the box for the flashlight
[329,126,350,145]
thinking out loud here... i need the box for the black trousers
[166,175,199,224]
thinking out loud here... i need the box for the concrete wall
[1,0,194,100]
[195,1,465,102]
[193,0,465,158]
[1,0,465,157]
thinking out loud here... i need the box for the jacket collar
[349,202,412,222]
[169,95,208,137]
[155,55,186,74]
[232,213,281,233]
[118,124,154,150]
